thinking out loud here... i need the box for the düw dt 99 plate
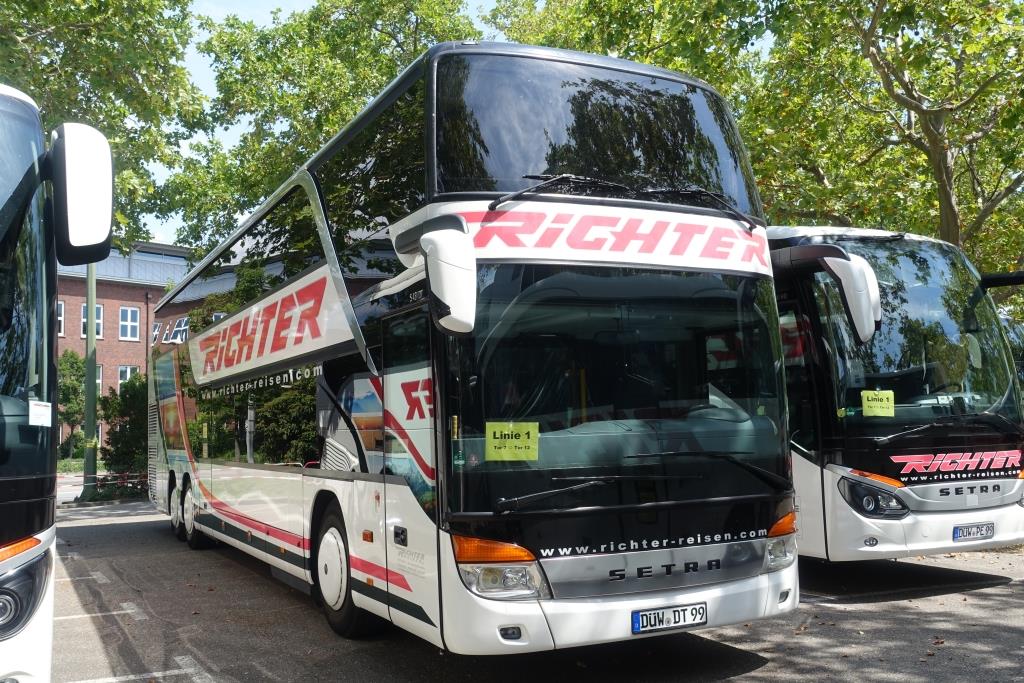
[631,602,708,634]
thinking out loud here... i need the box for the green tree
[0,0,204,247]
[158,0,480,254]
[98,373,148,474]
[57,349,85,456]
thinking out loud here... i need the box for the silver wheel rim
[317,527,346,610]
[184,486,196,535]
[170,487,180,528]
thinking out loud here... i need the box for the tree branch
[962,172,1024,244]
[949,71,1003,113]
[776,207,854,227]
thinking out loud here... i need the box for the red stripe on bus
[195,478,311,550]
[350,554,412,591]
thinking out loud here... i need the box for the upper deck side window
[312,76,425,280]
[434,53,762,218]
[161,186,324,336]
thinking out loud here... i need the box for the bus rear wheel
[315,506,381,638]
[182,480,211,550]
[169,479,186,541]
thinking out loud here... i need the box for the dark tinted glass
[816,238,1020,429]
[445,264,786,513]
[314,77,425,277]
[436,54,761,216]
[0,95,50,479]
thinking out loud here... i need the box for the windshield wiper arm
[494,478,613,513]
[627,450,791,492]
[871,412,1024,446]
[637,184,757,232]
[488,174,633,211]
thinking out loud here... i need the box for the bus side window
[320,353,380,473]
[778,301,819,457]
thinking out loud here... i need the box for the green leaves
[1,0,204,245]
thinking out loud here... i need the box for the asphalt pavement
[52,502,1024,682]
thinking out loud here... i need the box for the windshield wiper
[488,174,633,211]
[870,412,1024,446]
[494,478,613,513]
[636,184,757,232]
[627,450,792,492]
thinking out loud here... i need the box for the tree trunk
[920,112,962,246]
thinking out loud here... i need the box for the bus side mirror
[980,271,1024,289]
[822,253,880,344]
[421,229,476,334]
[49,123,113,266]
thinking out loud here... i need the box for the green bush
[98,373,148,474]
[59,430,85,460]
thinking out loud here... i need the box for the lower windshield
[0,93,51,477]
[444,264,787,513]
[815,237,1021,432]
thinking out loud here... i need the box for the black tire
[169,479,186,541]
[314,505,382,637]
[182,480,212,550]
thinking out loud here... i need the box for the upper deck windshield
[815,237,1021,435]
[444,264,788,514]
[435,53,762,218]
[0,92,51,477]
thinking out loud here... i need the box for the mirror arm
[770,243,849,274]
[980,271,1024,290]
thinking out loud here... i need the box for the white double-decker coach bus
[0,84,112,680]
[150,42,874,653]
[770,226,1024,561]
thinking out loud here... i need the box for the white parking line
[54,602,147,622]
[64,656,212,683]
[58,551,82,561]
[56,571,110,584]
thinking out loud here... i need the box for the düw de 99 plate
[631,602,708,635]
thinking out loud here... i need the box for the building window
[80,303,103,338]
[152,322,162,342]
[168,317,189,343]
[118,365,139,386]
[57,301,64,336]
[119,306,140,341]
[96,364,103,393]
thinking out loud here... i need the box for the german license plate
[631,602,708,634]
[952,522,994,542]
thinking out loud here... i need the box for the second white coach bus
[770,226,1024,561]
[149,42,876,653]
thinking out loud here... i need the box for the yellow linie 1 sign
[861,390,895,417]
[485,422,540,461]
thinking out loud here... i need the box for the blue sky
[148,0,497,243]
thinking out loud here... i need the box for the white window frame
[118,365,139,386]
[81,303,103,339]
[152,321,162,342]
[169,317,189,343]
[57,300,64,337]
[119,306,140,341]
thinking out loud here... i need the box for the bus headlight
[765,535,796,571]
[838,478,909,519]
[0,548,50,641]
[458,563,552,600]
[452,535,552,600]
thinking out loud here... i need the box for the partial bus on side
[0,84,112,680]
[147,42,885,653]
[771,226,1024,561]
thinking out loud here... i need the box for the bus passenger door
[777,288,828,559]
[382,310,442,647]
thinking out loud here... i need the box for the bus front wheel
[315,505,382,638]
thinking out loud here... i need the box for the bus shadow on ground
[798,557,1013,603]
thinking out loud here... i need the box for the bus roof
[0,84,39,111]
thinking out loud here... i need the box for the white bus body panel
[211,463,304,538]
[821,466,1024,561]
[0,527,55,682]
[792,452,827,559]
[438,529,797,655]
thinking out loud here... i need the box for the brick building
[57,241,191,442]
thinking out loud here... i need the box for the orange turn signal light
[0,536,41,563]
[452,535,535,563]
[850,469,905,489]
[768,511,797,537]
